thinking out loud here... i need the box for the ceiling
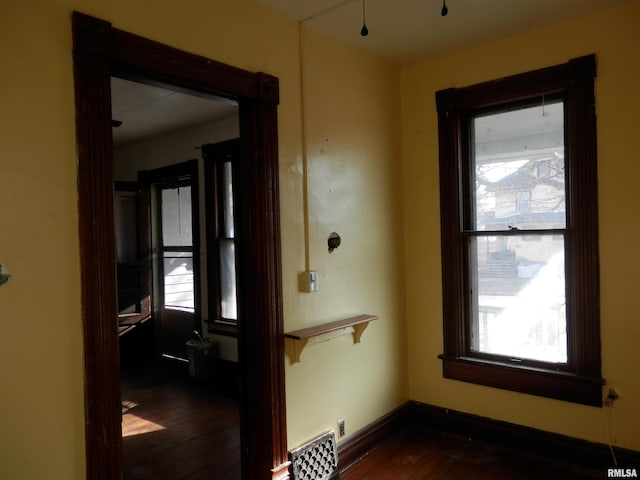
[111,77,238,147]
[112,0,635,146]
[256,0,636,65]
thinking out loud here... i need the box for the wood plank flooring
[340,423,603,480]
[120,359,241,480]
[119,355,606,480]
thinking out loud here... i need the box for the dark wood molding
[256,72,280,104]
[440,355,604,406]
[72,11,287,480]
[337,403,412,473]
[236,81,289,479]
[437,54,596,111]
[72,12,113,61]
[338,401,640,474]
[138,158,198,184]
[73,19,122,479]
[406,401,640,470]
[565,55,601,378]
[206,320,239,337]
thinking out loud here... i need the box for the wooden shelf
[285,314,378,363]
[285,314,378,340]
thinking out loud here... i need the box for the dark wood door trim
[72,12,288,480]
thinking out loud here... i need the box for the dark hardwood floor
[120,357,241,480]
[118,325,607,480]
[340,423,604,480]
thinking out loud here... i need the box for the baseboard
[336,402,412,473]
[337,400,640,473]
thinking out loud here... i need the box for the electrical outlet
[605,387,620,407]
[337,418,345,438]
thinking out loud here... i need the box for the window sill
[438,354,604,407]
[206,320,238,337]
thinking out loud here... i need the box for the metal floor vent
[289,430,339,480]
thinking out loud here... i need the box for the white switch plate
[308,271,318,292]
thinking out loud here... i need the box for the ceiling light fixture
[441,0,448,16]
[360,0,368,36]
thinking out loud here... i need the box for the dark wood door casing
[72,12,288,480]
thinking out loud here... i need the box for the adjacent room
[111,77,245,478]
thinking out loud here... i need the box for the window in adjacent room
[436,55,603,406]
[159,180,196,312]
[204,140,239,333]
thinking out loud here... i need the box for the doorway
[112,81,243,476]
[73,12,289,480]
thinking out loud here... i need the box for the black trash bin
[186,339,216,382]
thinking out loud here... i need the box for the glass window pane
[220,240,237,320]
[222,161,234,238]
[472,102,565,230]
[470,234,567,363]
[162,186,192,246]
[163,251,194,311]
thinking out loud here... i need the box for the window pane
[163,251,194,311]
[473,102,565,230]
[220,240,237,320]
[222,161,234,238]
[162,186,192,246]
[470,234,567,363]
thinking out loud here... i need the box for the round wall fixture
[328,232,341,253]
[0,263,11,286]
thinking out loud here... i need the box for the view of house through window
[470,102,567,363]
[437,55,601,405]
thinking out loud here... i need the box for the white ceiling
[111,0,635,145]
[256,0,636,65]
[111,77,238,147]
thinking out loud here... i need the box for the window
[159,181,195,312]
[436,55,603,406]
[139,159,201,358]
[203,140,239,333]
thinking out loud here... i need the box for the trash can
[186,339,216,382]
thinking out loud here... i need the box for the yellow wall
[283,27,406,446]
[402,1,640,452]
[0,0,405,478]
[3,0,639,477]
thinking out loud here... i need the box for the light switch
[308,271,318,292]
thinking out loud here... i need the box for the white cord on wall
[297,21,311,272]
[608,401,618,466]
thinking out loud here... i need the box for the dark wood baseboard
[337,400,640,474]
[337,403,412,472]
